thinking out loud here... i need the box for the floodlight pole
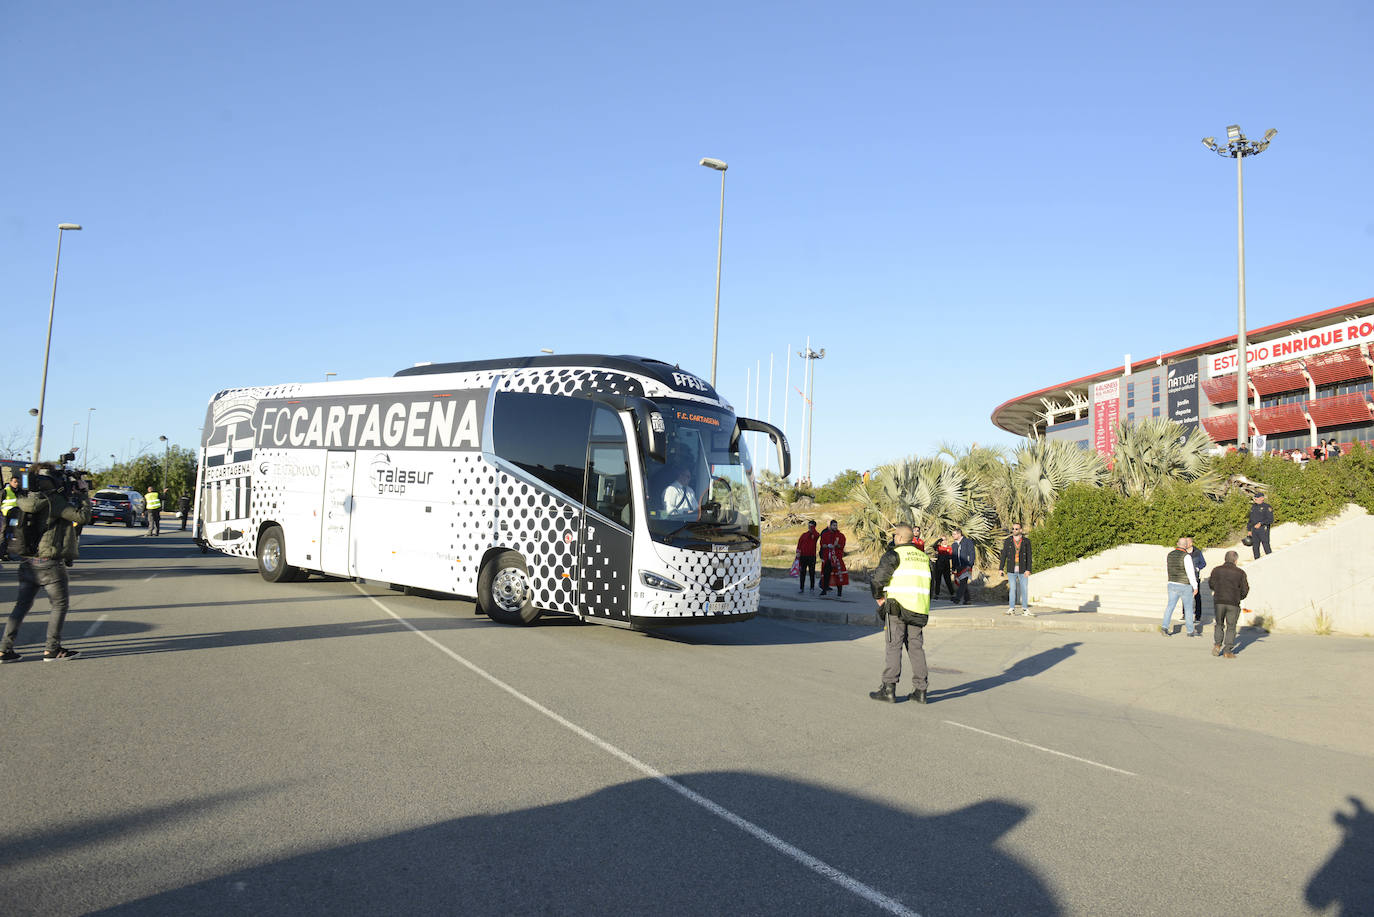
[1203,126,1277,451]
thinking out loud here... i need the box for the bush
[1033,482,1247,571]
[813,469,863,503]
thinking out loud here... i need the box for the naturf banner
[1167,358,1200,434]
[1092,379,1120,456]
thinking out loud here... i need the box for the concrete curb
[756,601,1172,633]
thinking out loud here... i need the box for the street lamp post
[159,435,168,492]
[84,407,95,462]
[699,157,728,387]
[71,421,79,450]
[325,372,336,382]
[1203,125,1277,452]
[798,345,825,485]
[33,223,82,463]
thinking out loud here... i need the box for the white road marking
[358,587,922,917]
[83,614,109,637]
[144,573,158,582]
[943,720,1138,777]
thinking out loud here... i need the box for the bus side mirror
[588,393,665,464]
[735,417,790,479]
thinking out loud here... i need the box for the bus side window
[492,392,594,502]
[588,406,632,528]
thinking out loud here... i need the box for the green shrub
[1032,485,1144,570]
[813,469,863,503]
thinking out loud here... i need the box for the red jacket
[796,529,820,557]
[819,529,846,560]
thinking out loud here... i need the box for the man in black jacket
[999,523,1033,617]
[1248,493,1274,558]
[1207,551,1249,658]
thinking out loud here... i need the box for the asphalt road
[0,525,1370,916]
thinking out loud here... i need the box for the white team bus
[193,355,789,627]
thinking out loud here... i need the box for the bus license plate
[708,601,728,614]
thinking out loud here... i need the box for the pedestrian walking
[868,524,931,704]
[1207,550,1249,659]
[1161,536,1200,637]
[795,520,820,593]
[1248,492,1273,558]
[818,519,847,598]
[1186,536,1207,628]
[0,475,22,560]
[0,466,92,662]
[178,492,190,531]
[950,528,974,605]
[145,485,163,536]
[930,537,954,600]
[1000,523,1033,617]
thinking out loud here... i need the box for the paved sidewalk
[758,574,1167,633]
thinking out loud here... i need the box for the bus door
[578,405,635,622]
[319,450,356,577]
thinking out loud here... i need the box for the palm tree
[1110,417,1219,499]
[1009,437,1108,525]
[847,456,999,561]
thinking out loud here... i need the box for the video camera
[48,450,91,501]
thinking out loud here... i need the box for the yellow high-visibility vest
[883,544,932,616]
[145,491,162,511]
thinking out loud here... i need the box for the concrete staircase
[1034,512,1349,620]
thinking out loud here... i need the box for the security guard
[145,485,163,536]
[868,524,933,704]
[0,475,21,560]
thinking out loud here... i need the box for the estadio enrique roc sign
[1208,315,1374,377]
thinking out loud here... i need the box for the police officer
[0,465,92,662]
[0,475,21,560]
[178,492,191,530]
[145,485,163,536]
[868,524,933,704]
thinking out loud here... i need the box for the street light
[699,157,728,387]
[33,223,82,463]
[325,372,336,382]
[1203,125,1277,451]
[84,407,95,462]
[798,345,825,485]
[159,435,168,491]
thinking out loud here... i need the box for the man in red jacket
[795,520,820,593]
[818,519,847,597]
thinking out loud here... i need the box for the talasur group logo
[368,452,434,495]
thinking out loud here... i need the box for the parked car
[90,489,147,527]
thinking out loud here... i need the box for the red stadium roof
[991,296,1374,436]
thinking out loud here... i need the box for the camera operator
[0,462,92,663]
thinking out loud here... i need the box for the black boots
[910,689,928,704]
[868,683,896,703]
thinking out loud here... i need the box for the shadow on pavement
[79,616,495,658]
[78,772,1058,916]
[641,616,869,646]
[1305,796,1374,915]
[929,642,1083,703]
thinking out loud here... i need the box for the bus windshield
[644,402,760,545]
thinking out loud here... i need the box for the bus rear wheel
[479,552,541,625]
[256,525,299,583]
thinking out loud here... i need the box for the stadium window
[1126,382,1135,408]
[1152,376,1161,402]
[1152,407,1160,417]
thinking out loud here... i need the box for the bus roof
[394,354,720,401]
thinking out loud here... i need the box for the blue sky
[3,0,1370,483]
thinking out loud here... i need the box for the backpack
[11,502,50,558]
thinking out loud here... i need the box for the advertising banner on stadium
[1207,314,1374,376]
[1092,379,1120,456]
[1167,358,1200,435]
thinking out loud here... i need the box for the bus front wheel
[257,525,300,584]
[479,552,541,625]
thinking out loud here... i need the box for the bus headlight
[640,570,684,592]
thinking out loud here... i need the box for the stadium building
[992,296,1374,454]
